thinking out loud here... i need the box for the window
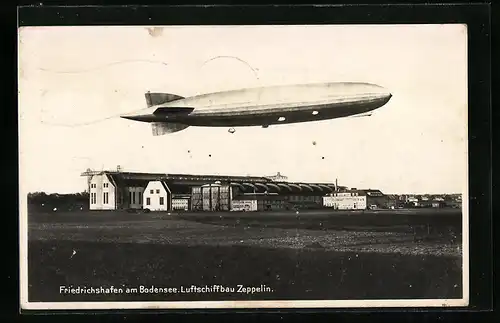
[150,189,154,194]
[132,192,136,204]
[103,192,108,204]
[159,197,164,205]
[146,197,151,205]
[156,189,160,194]
[129,192,133,204]
[138,192,142,204]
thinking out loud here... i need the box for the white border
[18,24,470,311]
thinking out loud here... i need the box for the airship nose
[363,83,391,96]
[363,83,392,102]
[335,82,391,99]
[376,91,392,106]
[351,83,392,108]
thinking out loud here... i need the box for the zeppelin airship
[120,82,392,136]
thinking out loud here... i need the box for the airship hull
[120,82,392,132]
[172,97,390,127]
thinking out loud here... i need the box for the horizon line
[25,189,464,196]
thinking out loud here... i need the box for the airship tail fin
[151,122,190,136]
[145,92,184,107]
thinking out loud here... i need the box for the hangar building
[81,170,344,211]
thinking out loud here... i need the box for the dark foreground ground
[27,208,463,302]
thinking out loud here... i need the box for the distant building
[231,199,258,212]
[267,172,288,182]
[431,201,446,208]
[323,191,366,210]
[323,189,389,210]
[407,196,419,206]
[385,194,398,209]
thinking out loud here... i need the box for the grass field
[26,208,463,302]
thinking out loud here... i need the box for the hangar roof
[85,171,342,194]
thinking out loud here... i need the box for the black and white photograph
[19,24,468,310]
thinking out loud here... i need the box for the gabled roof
[104,173,117,187]
[160,181,171,193]
[107,173,153,188]
[144,180,171,193]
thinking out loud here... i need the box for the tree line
[28,192,89,212]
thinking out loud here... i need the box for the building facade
[143,181,171,211]
[85,171,163,210]
[172,198,189,210]
[88,174,116,210]
[323,192,367,210]
[128,186,145,209]
[171,194,191,210]
[323,189,389,210]
[231,199,258,212]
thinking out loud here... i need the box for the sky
[18,24,468,194]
